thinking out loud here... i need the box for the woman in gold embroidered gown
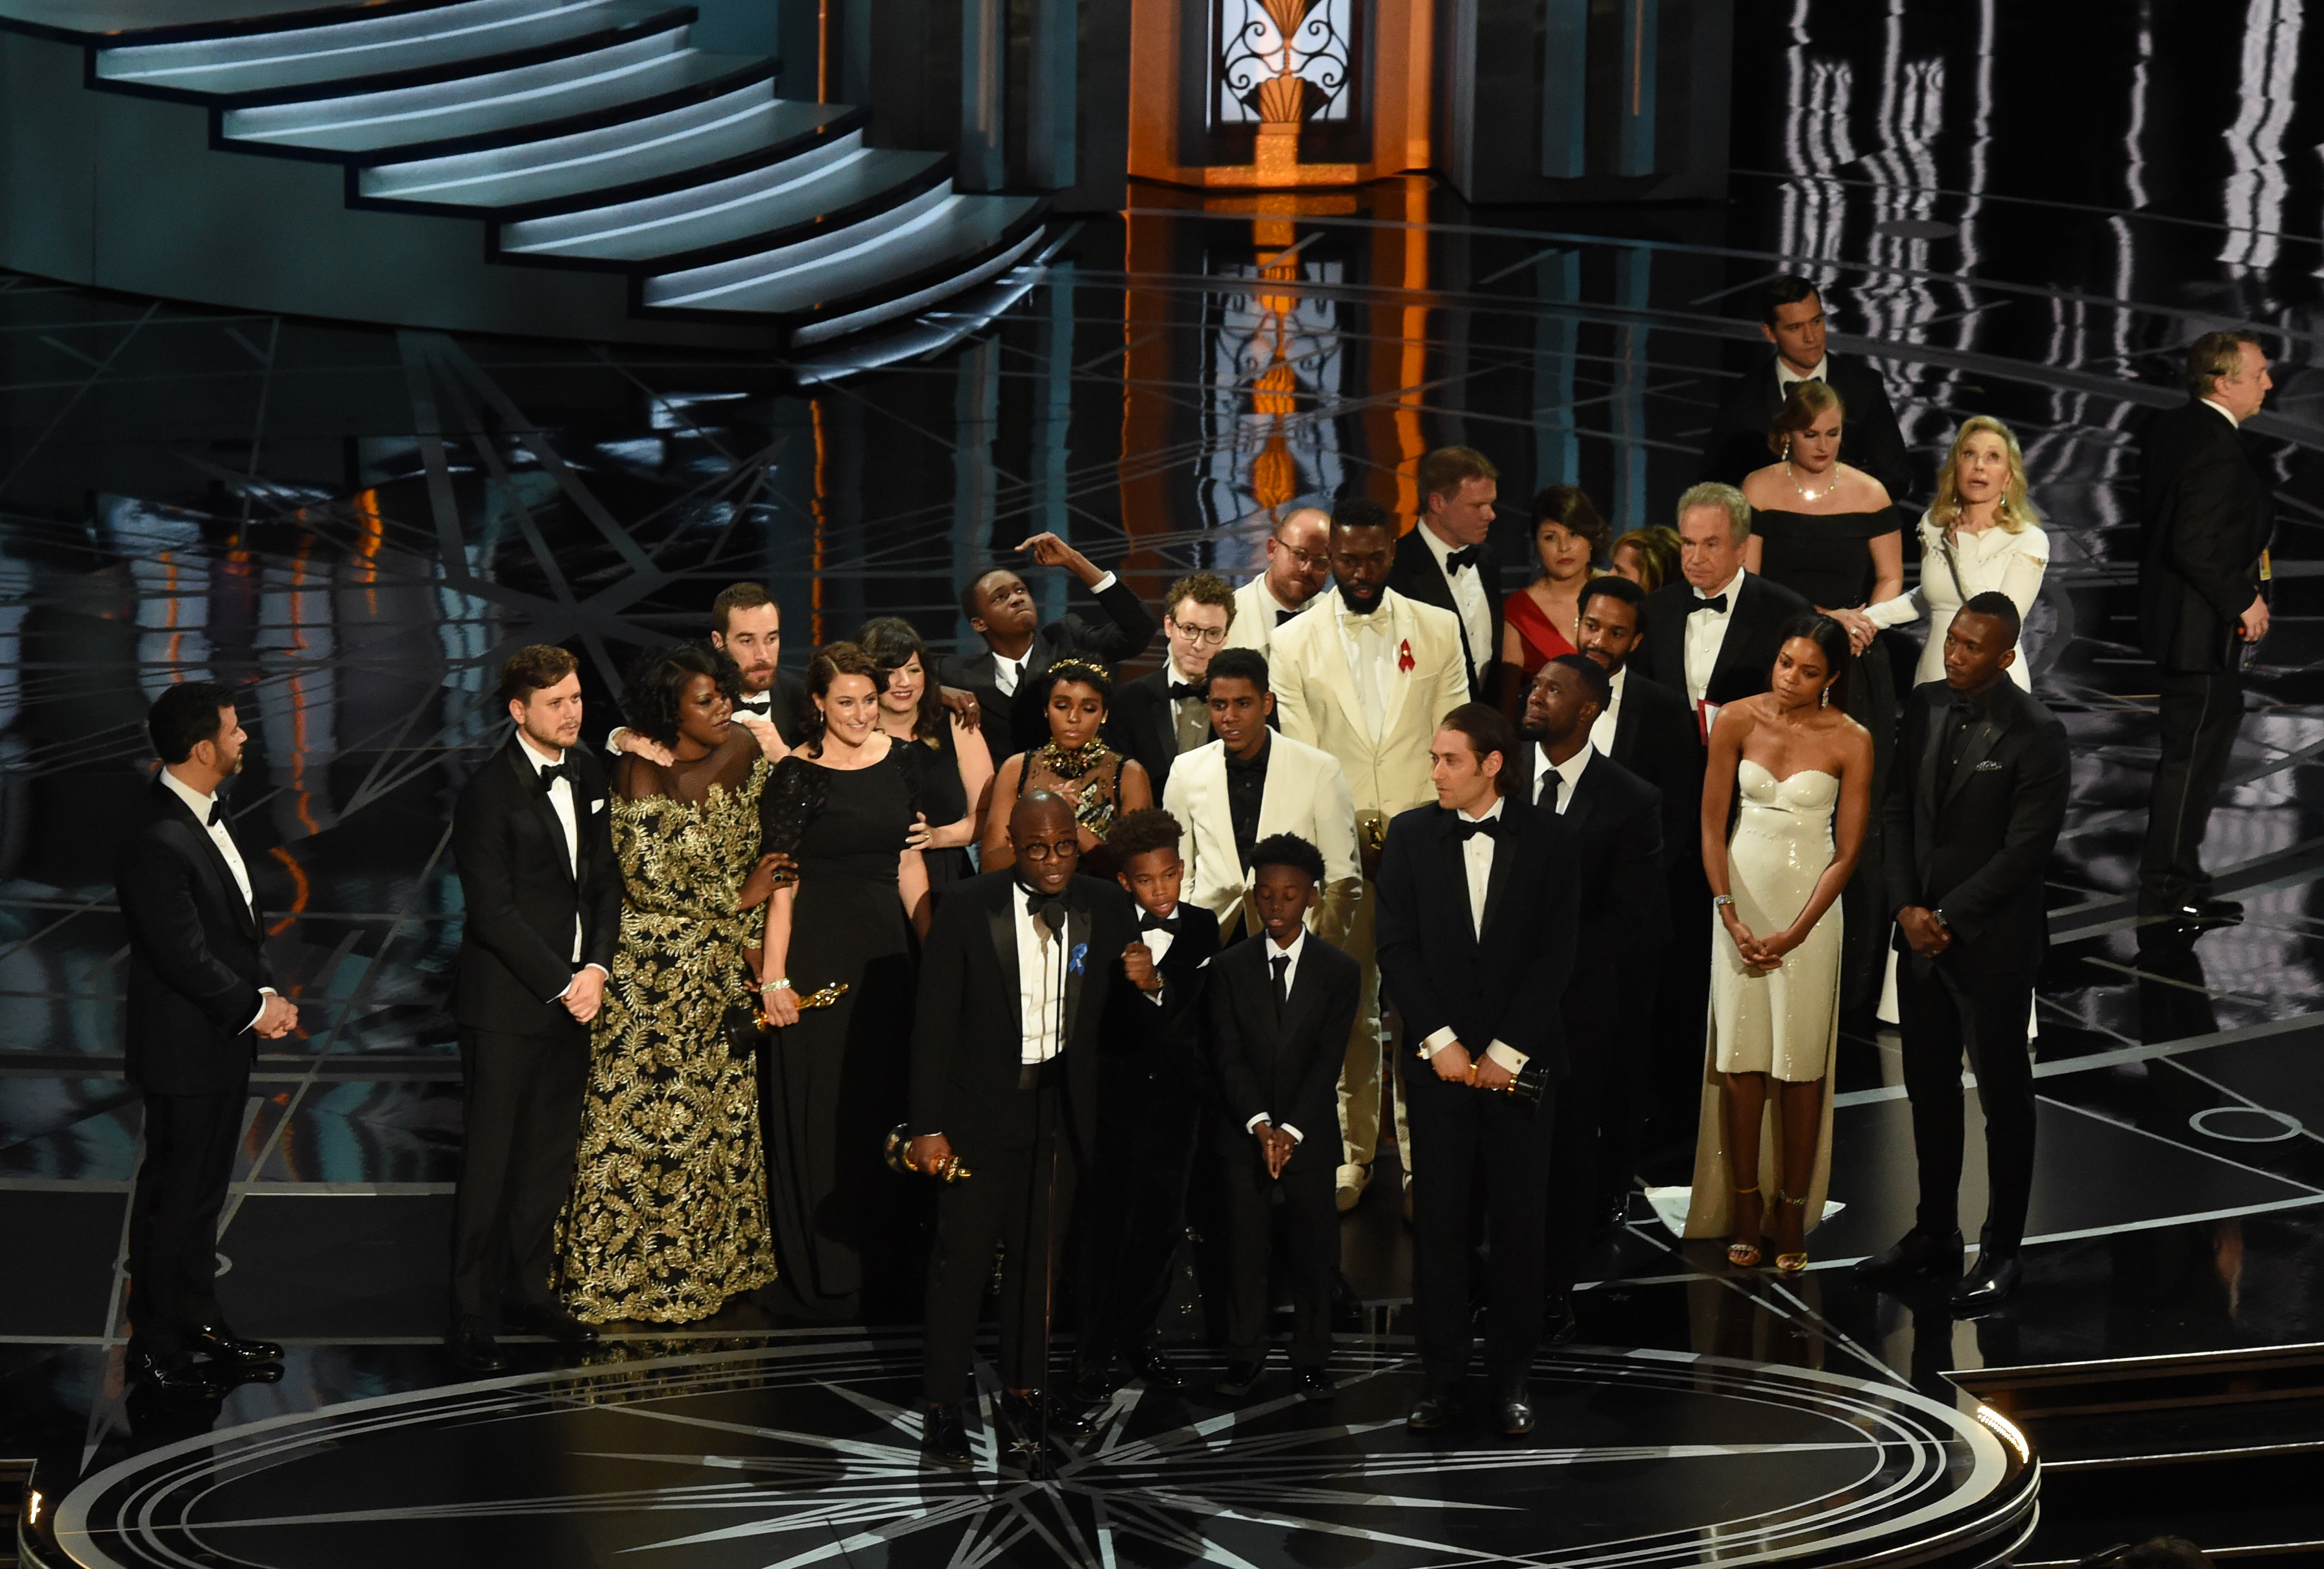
[556,644,792,1324]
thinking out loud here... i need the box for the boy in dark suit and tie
[1210,833,1360,1403]
[1074,808,1222,1398]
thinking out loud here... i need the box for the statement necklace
[1786,462,1834,503]
[1035,737,1109,779]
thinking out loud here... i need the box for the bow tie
[1445,545,1486,574]
[1019,886,1067,927]
[206,801,226,827]
[1139,910,1181,935]
[537,762,572,794]
[736,694,772,714]
[1451,814,1502,842]
[1167,681,1207,702]
[1275,609,1297,626]
[1689,594,1729,616]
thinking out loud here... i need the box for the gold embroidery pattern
[556,759,776,1323]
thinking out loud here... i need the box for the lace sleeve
[887,744,927,827]
[760,755,826,856]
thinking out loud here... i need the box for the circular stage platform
[45,1338,2036,1569]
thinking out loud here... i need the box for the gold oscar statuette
[884,1125,973,1183]
[753,980,848,1032]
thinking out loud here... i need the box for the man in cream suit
[1165,648,1361,943]
[1270,496,1471,1212]
[1224,506,1334,659]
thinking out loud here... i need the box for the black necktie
[1452,816,1502,842]
[1140,910,1181,936]
[537,762,571,794]
[1690,595,1729,616]
[207,801,226,827]
[1167,681,1206,702]
[1446,545,1485,574]
[1275,609,1296,626]
[1538,770,1561,812]
[1270,953,1290,1008]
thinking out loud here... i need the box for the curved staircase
[0,0,1046,350]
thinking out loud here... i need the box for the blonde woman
[1864,416,2050,689]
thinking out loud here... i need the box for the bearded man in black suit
[116,682,300,1397]
[1700,276,1913,502]
[2136,331,2277,928]
[446,644,623,1371]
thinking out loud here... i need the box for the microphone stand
[1029,899,1069,1478]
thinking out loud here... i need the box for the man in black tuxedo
[1387,447,1504,700]
[1377,703,1579,1437]
[1514,657,1667,1340]
[1073,808,1222,1399]
[940,530,1158,761]
[2137,331,2277,927]
[908,791,1139,1470]
[116,683,300,1397]
[1106,572,1235,799]
[1699,276,1913,502]
[1859,596,2069,1312]
[447,645,622,1372]
[1210,832,1360,1403]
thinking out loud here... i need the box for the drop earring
[1820,687,1831,709]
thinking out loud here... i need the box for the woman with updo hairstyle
[1685,613,1871,1278]
[557,643,788,1323]
[857,616,992,889]
[755,640,934,1321]
[978,657,1153,878]
[1497,484,1610,713]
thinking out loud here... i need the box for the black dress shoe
[1545,1292,1579,1345]
[999,1389,1095,1442]
[1950,1251,2022,1314]
[921,1402,971,1467]
[1215,1360,1264,1397]
[185,1324,283,1364]
[2183,897,2244,926]
[514,1303,600,1346]
[1126,1345,1189,1391]
[1406,1384,1467,1432]
[445,1316,509,1373]
[127,1348,228,1400]
[1853,1227,1965,1285]
[1603,1191,1633,1233]
[1295,1368,1336,1402]
[1494,1386,1536,1437]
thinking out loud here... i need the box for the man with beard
[1223,506,1335,659]
[1270,495,1470,1214]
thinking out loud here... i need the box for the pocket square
[591,797,608,811]
[1973,761,2002,772]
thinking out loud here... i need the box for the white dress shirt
[991,570,1119,696]
[1246,929,1309,1142]
[1588,665,1626,756]
[1133,902,1176,1006]
[1015,882,1068,1064]
[1683,569,1745,707]
[517,734,584,963]
[2200,397,2241,429]
[1777,355,1829,393]
[158,768,274,1034]
[1417,522,1494,674]
[1331,595,1400,740]
[1534,741,1593,813]
[1416,796,1526,1073]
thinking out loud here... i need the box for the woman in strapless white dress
[1683,615,1873,1272]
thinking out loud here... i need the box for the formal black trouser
[2140,667,2246,910]
[128,1085,247,1360]
[1403,1058,1558,1389]
[1079,1086,1200,1361]
[1217,1126,1339,1369]
[923,1079,1078,1403]
[1545,1036,1608,1295]
[450,1021,590,1323]
[1897,960,2037,1254]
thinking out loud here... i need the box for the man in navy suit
[1377,703,1580,1437]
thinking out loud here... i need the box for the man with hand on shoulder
[117,683,299,1397]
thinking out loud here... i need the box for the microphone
[1037,901,1066,938]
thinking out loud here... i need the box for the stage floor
[4,0,2322,1562]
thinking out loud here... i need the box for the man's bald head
[1009,788,1080,891]
[1266,506,1334,608]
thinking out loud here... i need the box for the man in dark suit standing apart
[2137,331,2276,928]
[1858,596,2069,1312]
[1515,657,1667,1341]
[940,532,1158,761]
[1629,486,1811,1166]
[1388,447,1504,700]
[1211,832,1360,1403]
[908,790,1139,1470]
[1377,703,1579,1437]
[1700,276,1913,502]
[117,683,300,1396]
[1106,572,1237,799]
[447,645,622,1371]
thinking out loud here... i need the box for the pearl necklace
[1786,462,1834,503]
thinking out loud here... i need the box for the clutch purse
[722,981,851,1059]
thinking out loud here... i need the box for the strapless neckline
[1739,758,1837,789]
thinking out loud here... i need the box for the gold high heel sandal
[1726,1185,1763,1269]
[1774,1191,1809,1274]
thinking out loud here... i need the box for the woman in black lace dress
[857,617,992,889]
[978,659,1153,879]
[756,642,933,1321]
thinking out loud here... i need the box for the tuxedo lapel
[1940,700,2013,812]
[1707,576,1759,698]
[1277,942,1325,1050]
[1478,818,1518,941]
[156,782,260,939]
[1063,890,1093,1048]
[505,738,576,890]
[985,884,1024,1050]
[1380,594,1417,741]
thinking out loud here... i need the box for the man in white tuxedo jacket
[1165,648,1362,945]
[1268,497,1471,1210]
[1223,506,1334,660]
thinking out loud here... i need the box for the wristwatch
[1928,909,1952,934]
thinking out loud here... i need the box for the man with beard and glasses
[1223,506,1335,659]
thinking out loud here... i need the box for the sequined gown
[556,756,776,1323]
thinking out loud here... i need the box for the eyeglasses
[1272,543,1330,571]
[1168,621,1229,646]
[1018,841,1076,862]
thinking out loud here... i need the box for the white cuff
[1281,1122,1304,1143]
[1484,1042,1529,1074]
[1246,1113,1272,1135]
[606,726,629,751]
[1419,1026,1457,1058]
[244,987,277,1034]
[1144,985,1166,1006]
[1862,592,1919,628]
[1089,570,1119,594]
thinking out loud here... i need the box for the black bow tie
[206,801,226,827]
[1445,545,1486,574]
[736,694,772,713]
[1167,681,1207,702]
[1275,608,1297,626]
[1451,814,1502,842]
[1019,886,1067,928]
[1139,910,1181,935]
[537,762,572,794]
[1690,594,1729,616]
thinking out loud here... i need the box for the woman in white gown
[1684,615,1873,1272]
[1864,416,2050,689]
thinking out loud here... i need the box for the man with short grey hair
[1631,484,1812,731]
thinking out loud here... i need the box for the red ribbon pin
[1397,639,1415,672]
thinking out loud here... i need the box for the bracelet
[1713,895,1735,910]
[761,978,793,993]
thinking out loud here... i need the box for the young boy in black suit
[1074,809,1222,1398]
[1210,834,1360,1403]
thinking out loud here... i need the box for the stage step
[1959,1343,2324,1564]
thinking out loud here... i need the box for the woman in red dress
[1498,485,1610,714]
